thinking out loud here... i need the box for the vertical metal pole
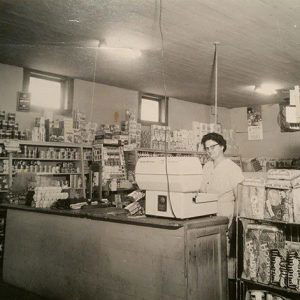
[89,170,93,200]
[98,163,102,202]
[214,42,219,125]
[80,146,86,199]
[8,152,13,188]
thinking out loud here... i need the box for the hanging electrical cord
[159,0,176,218]
[214,42,219,125]
[89,41,100,123]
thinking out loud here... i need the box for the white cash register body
[135,156,218,219]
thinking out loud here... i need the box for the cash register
[135,156,218,219]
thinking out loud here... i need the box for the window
[23,69,73,112]
[138,93,168,125]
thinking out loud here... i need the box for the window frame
[23,69,73,114]
[138,92,168,125]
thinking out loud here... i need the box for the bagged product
[270,248,288,288]
[265,188,293,222]
[243,223,285,283]
[292,188,300,223]
[240,180,266,219]
[257,225,285,284]
[243,224,260,281]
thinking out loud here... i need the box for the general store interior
[1,1,300,300]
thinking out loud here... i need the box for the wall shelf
[239,216,300,226]
[12,158,81,162]
[0,139,92,149]
[0,140,93,198]
[238,278,300,296]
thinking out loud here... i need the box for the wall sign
[247,106,263,140]
[17,91,31,111]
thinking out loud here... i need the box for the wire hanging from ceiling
[158,0,176,218]
[214,42,219,125]
[89,42,100,123]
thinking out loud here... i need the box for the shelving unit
[237,217,300,299]
[0,139,92,199]
[92,143,129,202]
[13,158,81,161]
[236,177,300,300]
[0,208,6,278]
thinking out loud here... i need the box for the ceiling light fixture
[254,83,279,96]
[99,46,142,58]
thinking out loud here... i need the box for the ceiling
[1,0,300,108]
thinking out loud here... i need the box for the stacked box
[60,118,74,143]
[0,110,26,140]
[45,119,63,142]
[0,176,8,190]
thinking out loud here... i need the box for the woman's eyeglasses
[204,143,219,152]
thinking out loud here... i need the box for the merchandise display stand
[0,139,92,199]
[236,172,300,300]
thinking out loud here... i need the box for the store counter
[1,204,228,300]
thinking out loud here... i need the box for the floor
[0,280,47,300]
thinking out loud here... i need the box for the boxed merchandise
[242,223,285,283]
[45,119,64,142]
[0,110,5,120]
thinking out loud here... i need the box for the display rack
[236,178,300,300]
[0,208,6,279]
[0,139,92,199]
[92,143,130,203]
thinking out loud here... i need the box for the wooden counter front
[2,205,228,300]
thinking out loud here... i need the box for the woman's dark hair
[201,132,227,152]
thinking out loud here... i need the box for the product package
[265,188,294,222]
[240,181,266,219]
[243,223,285,283]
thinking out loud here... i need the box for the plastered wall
[1,63,227,132]
[230,104,300,159]
[164,97,231,130]
[0,63,43,130]
[73,79,138,125]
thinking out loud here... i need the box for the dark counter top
[0,204,228,230]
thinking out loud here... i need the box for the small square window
[23,69,73,112]
[29,77,61,109]
[139,93,168,125]
[141,98,159,122]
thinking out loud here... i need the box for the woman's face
[204,139,224,160]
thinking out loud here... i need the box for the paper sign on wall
[17,91,31,111]
[247,106,263,140]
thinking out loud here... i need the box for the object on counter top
[70,201,98,210]
[126,190,145,202]
[33,186,68,208]
[125,199,145,216]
